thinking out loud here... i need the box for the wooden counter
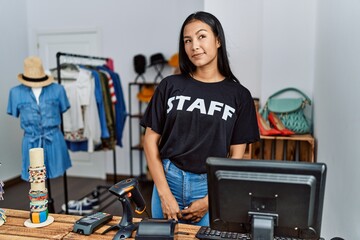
[0,208,200,239]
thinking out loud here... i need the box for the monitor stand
[251,214,277,240]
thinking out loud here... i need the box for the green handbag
[260,88,312,134]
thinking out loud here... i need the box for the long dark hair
[178,11,239,83]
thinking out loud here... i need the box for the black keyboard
[196,226,250,240]
[195,226,306,240]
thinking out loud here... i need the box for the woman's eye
[199,35,206,39]
[184,39,191,44]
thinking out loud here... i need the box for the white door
[37,30,107,179]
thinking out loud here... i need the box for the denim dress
[7,83,72,180]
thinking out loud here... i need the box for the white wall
[260,0,316,103]
[314,0,360,238]
[0,0,28,181]
[204,0,263,98]
[205,0,316,104]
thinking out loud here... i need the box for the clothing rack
[56,52,118,214]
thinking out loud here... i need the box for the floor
[0,175,154,219]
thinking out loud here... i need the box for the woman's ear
[216,38,221,48]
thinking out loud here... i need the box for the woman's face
[183,20,220,70]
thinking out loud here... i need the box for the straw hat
[18,56,54,87]
[137,85,155,102]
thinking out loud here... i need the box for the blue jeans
[151,159,209,226]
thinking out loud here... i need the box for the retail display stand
[56,52,118,213]
[0,163,5,226]
[128,82,158,179]
[24,148,54,228]
[128,54,166,180]
[246,134,315,162]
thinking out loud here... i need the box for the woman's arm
[229,143,247,159]
[143,127,181,220]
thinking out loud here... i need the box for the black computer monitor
[206,158,326,239]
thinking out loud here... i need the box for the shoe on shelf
[256,112,282,136]
[268,112,295,136]
[61,197,99,215]
[89,197,100,210]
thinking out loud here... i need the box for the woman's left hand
[180,196,208,223]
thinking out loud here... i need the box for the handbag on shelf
[260,87,312,134]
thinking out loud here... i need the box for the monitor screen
[206,158,326,239]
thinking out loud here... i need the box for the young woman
[140,11,259,226]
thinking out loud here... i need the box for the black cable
[144,209,151,218]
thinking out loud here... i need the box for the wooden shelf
[244,134,315,162]
[128,83,158,177]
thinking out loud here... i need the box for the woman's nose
[192,41,200,50]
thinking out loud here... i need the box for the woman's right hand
[160,193,182,221]
[143,128,181,220]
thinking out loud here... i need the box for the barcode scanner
[109,178,146,214]
[102,178,147,239]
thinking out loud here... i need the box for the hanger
[59,63,78,71]
[50,60,79,81]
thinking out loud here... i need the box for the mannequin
[7,56,72,212]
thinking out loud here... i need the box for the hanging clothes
[101,70,117,103]
[97,66,127,147]
[61,65,118,151]
[80,66,110,140]
[52,58,127,152]
[96,69,116,149]
[56,66,101,152]
[7,83,72,180]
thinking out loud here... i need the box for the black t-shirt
[140,74,259,173]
